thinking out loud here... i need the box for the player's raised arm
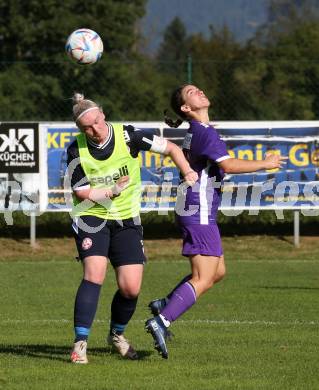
[126,128,198,186]
[218,153,287,173]
[163,140,198,186]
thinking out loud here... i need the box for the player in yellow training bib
[67,92,198,363]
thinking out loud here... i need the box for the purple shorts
[180,224,223,257]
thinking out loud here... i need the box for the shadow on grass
[0,344,152,362]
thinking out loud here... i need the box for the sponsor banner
[45,122,319,211]
[0,123,47,216]
[221,137,319,207]
[0,123,39,173]
[47,124,78,210]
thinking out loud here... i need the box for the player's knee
[205,278,215,291]
[84,273,105,285]
[197,278,214,293]
[214,267,226,283]
[119,286,140,299]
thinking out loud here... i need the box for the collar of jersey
[86,122,113,149]
[190,119,210,129]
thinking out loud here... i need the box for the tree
[0,63,62,120]
[183,26,243,120]
[234,18,319,120]
[0,0,173,121]
[0,0,147,61]
[257,0,319,44]
[157,17,189,77]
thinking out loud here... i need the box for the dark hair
[164,110,183,128]
[164,84,188,128]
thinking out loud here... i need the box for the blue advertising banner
[47,124,78,209]
[221,136,319,209]
[46,122,319,212]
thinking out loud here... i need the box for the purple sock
[167,274,192,299]
[161,282,196,323]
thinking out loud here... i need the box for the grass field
[0,236,318,390]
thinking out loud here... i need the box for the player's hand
[184,170,198,186]
[111,176,130,197]
[264,152,288,169]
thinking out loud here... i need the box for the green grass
[0,236,318,390]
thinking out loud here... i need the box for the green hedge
[0,210,317,239]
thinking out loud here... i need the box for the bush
[0,210,317,239]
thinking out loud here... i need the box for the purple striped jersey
[175,120,230,225]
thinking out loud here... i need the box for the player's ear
[181,104,191,114]
[100,109,105,119]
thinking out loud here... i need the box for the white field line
[1,319,318,326]
[0,259,318,265]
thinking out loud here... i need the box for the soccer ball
[65,28,103,65]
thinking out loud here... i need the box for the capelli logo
[0,128,34,153]
[91,165,129,186]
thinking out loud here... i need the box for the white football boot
[107,332,138,360]
[70,340,88,364]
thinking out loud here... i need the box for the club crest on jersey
[82,237,92,250]
[90,165,129,186]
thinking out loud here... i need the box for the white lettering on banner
[0,127,37,170]
[0,153,34,162]
[0,129,34,152]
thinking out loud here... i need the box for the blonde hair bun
[72,92,100,122]
[72,92,85,104]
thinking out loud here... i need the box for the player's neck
[87,124,112,148]
[191,110,210,124]
[97,122,111,145]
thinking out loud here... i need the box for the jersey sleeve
[200,128,230,163]
[124,125,160,157]
[66,141,90,190]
